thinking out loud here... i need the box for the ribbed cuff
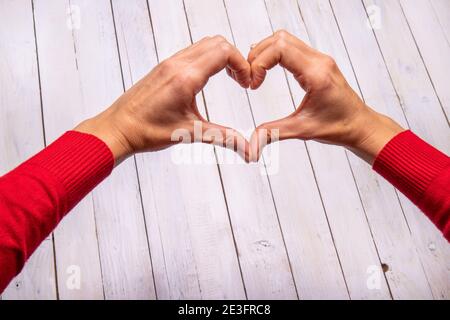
[25,131,114,209]
[373,130,450,205]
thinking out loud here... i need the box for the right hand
[248,30,404,164]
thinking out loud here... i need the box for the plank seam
[398,0,449,124]
[109,0,158,300]
[31,0,59,300]
[429,0,450,49]
[327,0,394,299]
[264,0,351,299]
[361,0,442,298]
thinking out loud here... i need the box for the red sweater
[0,130,448,293]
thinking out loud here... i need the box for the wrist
[346,107,405,165]
[74,111,134,165]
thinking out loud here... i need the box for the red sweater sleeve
[373,130,450,241]
[0,131,114,293]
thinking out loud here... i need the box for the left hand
[75,35,251,164]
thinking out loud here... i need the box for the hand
[75,36,251,164]
[247,30,404,164]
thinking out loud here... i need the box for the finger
[248,31,316,89]
[193,40,251,88]
[247,35,275,64]
[186,100,250,161]
[226,66,233,78]
[172,36,212,58]
[249,115,299,162]
[176,36,250,88]
[200,121,250,162]
[248,30,315,64]
[178,35,231,62]
[226,66,237,82]
[250,43,310,89]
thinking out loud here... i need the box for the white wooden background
[0,0,449,300]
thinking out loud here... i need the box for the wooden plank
[226,0,391,299]
[3,0,447,300]
[124,0,246,299]
[363,0,449,151]
[430,0,450,44]
[400,0,450,119]
[3,239,56,299]
[33,0,155,299]
[363,0,450,299]
[286,0,434,299]
[262,0,398,299]
[266,0,400,298]
[430,0,450,42]
[299,0,437,299]
[33,0,103,298]
[331,0,450,298]
[185,0,349,299]
[0,0,57,299]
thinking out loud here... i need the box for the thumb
[249,115,299,162]
[199,120,250,162]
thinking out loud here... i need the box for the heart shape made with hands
[197,34,320,163]
[79,32,366,165]
[190,37,297,164]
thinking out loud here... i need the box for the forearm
[372,130,450,240]
[0,131,113,292]
[344,106,405,165]
[74,107,133,165]
[346,108,450,241]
